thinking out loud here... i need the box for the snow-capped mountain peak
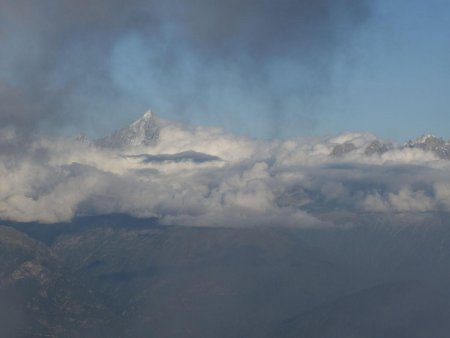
[131,110,155,126]
[406,134,450,159]
[408,134,439,145]
[95,110,161,148]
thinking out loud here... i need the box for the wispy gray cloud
[0,0,371,142]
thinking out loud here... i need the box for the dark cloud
[126,151,222,163]
[0,0,371,144]
[178,0,369,61]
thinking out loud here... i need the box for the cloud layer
[1,113,450,227]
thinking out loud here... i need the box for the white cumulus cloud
[1,112,450,227]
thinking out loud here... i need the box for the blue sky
[319,0,450,141]
[99,0,450,141]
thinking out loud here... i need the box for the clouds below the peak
[2,120,450,227]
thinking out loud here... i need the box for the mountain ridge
[75,110,450,161]
[95,110,163,149]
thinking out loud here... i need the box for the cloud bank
[1,112,450,227]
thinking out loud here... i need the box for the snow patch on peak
[130,110,158,127]
[142,110,153,119]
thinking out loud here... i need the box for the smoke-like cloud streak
[0,0,371,142]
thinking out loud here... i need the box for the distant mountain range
[79,111,450,160]
[332,134,450,159]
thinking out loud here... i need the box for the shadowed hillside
[2,217,450,337]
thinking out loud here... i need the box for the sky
[323,0,450,141]
[0,0,449,142]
